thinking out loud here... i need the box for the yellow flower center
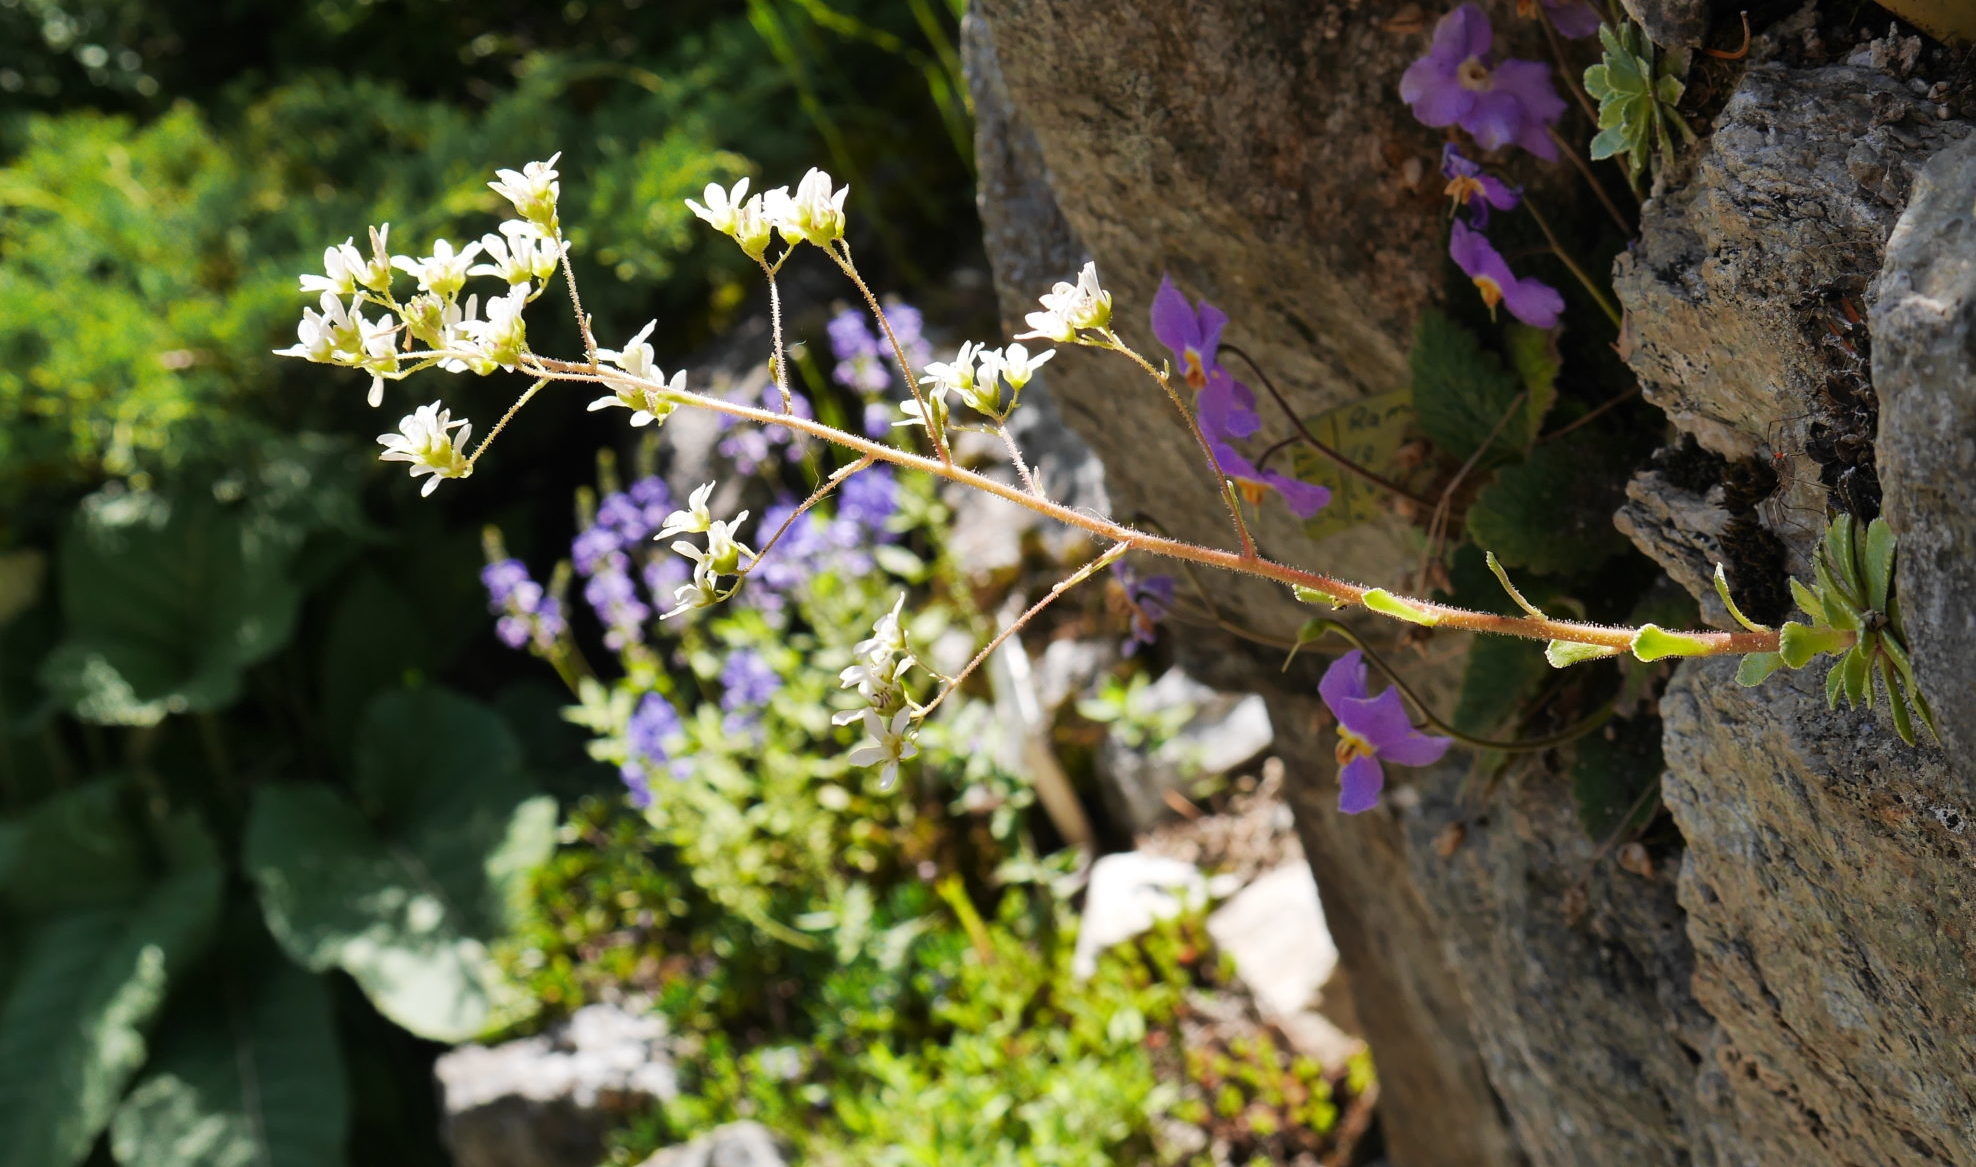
[1234,477,1269,507]
[1183,349,1208,391]
[1445,174,1485,206]
[1458,57,1492,92]
[1516,0,1540,17]
[1335,726,1377,767]
[1472,275,1504,318]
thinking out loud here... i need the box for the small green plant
[1584,22,1697,185]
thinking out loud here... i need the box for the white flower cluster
[834,596,923,790]
[276,156,572,496]
[376,403,473,497]
[588,320,687,428]
[657,483,757,619]
[1016,262,1114,343]
[907,341,1054,428]
[686,168,849,258]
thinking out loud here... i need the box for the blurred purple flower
[582,554,650,651]
[624,692,689,806]
[1207,434,1330,519]
[572,526,622,576]
[1319,650,1451,814]
[1441,145,1520,227]
[1448,220,1564,329]
[1526,0,1601,38]
[721,649,779,713]
[837,465,899,539]
[481,557,565,654]
[1112,561,1176,655]
[1399,4,1566,160]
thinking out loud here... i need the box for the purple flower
[1524,0,1601,39]
[1448,220,1564,329]
[837,466,899,538]
[1199,371,1261,441]
[1207,434,1331,519]
[481,557,565,655]
[582,555,650,651]
[721,649,779,713]
[1441,145,1520,227]
[1112,561,1176,654]
[1318,650,1452,814]
[623,692,689,806]
[1150,276,1229,392]
[1399,4,1567,160]
[572,526,623,576]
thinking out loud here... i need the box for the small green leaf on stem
[1737,651,1785,687]
[1712,563,1770,632]
[1485,551,1547,617]
[1293,585,1346,609]
[1362,588,1441,626]
[1778,621,1850,669]
[1630,624,1715,661]
[1546,639,1621,668]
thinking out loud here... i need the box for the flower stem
[469,377,547,467]
[757,256,793,413]
[559,244,599,366]
[1523,199,1624,328]
[828,241,951,466]
[523,354,1782,659]
[995,423,1044,497]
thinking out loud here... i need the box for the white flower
[391,238,485,300]
[847,709,920,790]
[731,195,773,260]
[895,382,950,433]
[987,342,1053,391]
[587,321,684,427]
[763,167,848,247]
[361,223,395,291]
[660,563,723,620]
[1017,263,1112,339]
[488,154,562,232]
[471,221,563,287]
[299,237,365,296]
[657,482,716,540]
[275,291,355,363]
[685,178,750,236]
[464,285,529,368]
[596,320,659,379]
[376,402,473,496]
[671,516,754,577]
[919,341,980,396]
[357,311,401,407]
[853,595,910,668]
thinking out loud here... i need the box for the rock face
[437,1004,678,1167]
[1871,131,1976,770]
[968,3,1976,1165]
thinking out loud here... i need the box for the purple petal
[1338,754,1387,814]
[1200,372,1261,440]
[1447,220,1510,286]
[1150,275,1197,355]
[1381,727,1454,769]
[1479,173,1521,211]
[1501,273,1565,329]
[1333,686,1417,749]
[1265,469,1331,518]
[1544,0,1603,39]
[1512,116,1562,162]
[1193,299,1229,370]
[1400,60,1472,127]
[1462,90,1525,152]
[1319,650,1371,713]
[1432,3,1494,63]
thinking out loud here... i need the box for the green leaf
[1842,646,1872,707]
[1361,588,1440,626]
[1712,564,1769,632]
[38,490,302,723]
[1863,518,1895,615]
[0,814,222,1167]
[1630,624,1715,661]
[1293,585,1345,609]
[1825,658,1847,708]
[1464,442,1628,575]
[318,572,434,747]
[1547,639,1620,668]
[1779,622,1849,669]
[0,778,153,914]
[1788,577,1827,626]
[0,549,45,628]
[1570,717,1662,839]
[1484,551,1545,616]
[246,688,556,1041]
[109,932,346,1167]
[1453,634,1549,737]
[1504,324,1560,438]
[1409,310,1530,464]
[1825,514,1860,594]
[1737,652,1785,686]
[1287,389,1415,542]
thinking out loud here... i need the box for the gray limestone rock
[1870,130,1976,770]
[636,1123,790,1167]
[437,1004,678,1167]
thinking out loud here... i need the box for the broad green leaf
[1736,652,1785,687]
[1779,622,1848,669]
[1863,518,1895,614]
[0,814,221,1167]
[1570,717,1662,840]
[1285,389,1414,542]
[1409,310,1531,464]
[1630,624,1714,661]
[1453,634,1550,737]
[0,549,44,628]
[1504,324,1560,438]
[38,489,302,723]
[318,571,434,746]
[0,777,151,914]
[246,688,556,1041]
[1464,442,1627,575]
[110,932,346,1167]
